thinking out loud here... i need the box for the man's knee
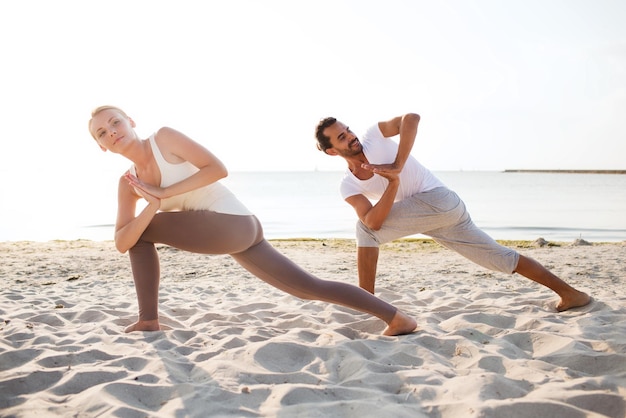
[356,220,380,247]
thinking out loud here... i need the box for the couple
[88,107,590,337]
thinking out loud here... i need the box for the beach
[1,238,625,417]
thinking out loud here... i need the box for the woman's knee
[129,237,155,254]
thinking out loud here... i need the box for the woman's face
[91,109,136,152]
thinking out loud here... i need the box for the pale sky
[1,0,625,237]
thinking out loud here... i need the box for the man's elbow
[364,219,383,231]
[405,113,420,123]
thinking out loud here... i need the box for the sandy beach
[1,238,625,417]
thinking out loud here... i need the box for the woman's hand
[124,173,162,207]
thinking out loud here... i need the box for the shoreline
[504,169,626,174]
[3,236,625,245]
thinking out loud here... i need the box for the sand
[1,238,625,417]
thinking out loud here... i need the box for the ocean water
[223,171,626,242]
[2,171,625,242]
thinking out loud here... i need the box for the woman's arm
[114,175,160,253]
[115,127,228,252]
[126,127,228,199]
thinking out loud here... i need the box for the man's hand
[361,163,401,181]
[346,163,400,231]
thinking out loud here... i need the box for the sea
[2,171,625,243]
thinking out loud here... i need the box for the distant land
[504,169,626,174]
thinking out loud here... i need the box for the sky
[1,0,625,238]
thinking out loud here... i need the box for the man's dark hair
[315,117,337,152]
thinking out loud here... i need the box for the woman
[88,106,417,336]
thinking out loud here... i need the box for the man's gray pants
[356,187,519,274]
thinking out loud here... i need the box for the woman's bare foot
[556,290,592,311]
[383,310,418,336]
[125,319,161,333]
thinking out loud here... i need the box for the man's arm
[347,113,419,230]
[361,113,420,175]
[345,176,399,231]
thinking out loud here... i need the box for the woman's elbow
[210,162,228,181]
[115,241,129,254]
[114,234,130,254]
[219,165,228,180]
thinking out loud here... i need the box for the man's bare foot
[383,310,418,336]
[556,290,592,311]
[125,319,161,333]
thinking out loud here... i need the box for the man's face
[324,121,363,158]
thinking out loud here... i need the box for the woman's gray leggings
[129,210,397,323]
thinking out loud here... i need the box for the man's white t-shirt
[340,124,445,201]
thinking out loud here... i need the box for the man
[315,113,590,311]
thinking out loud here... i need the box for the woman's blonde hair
[88,105,129,139]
